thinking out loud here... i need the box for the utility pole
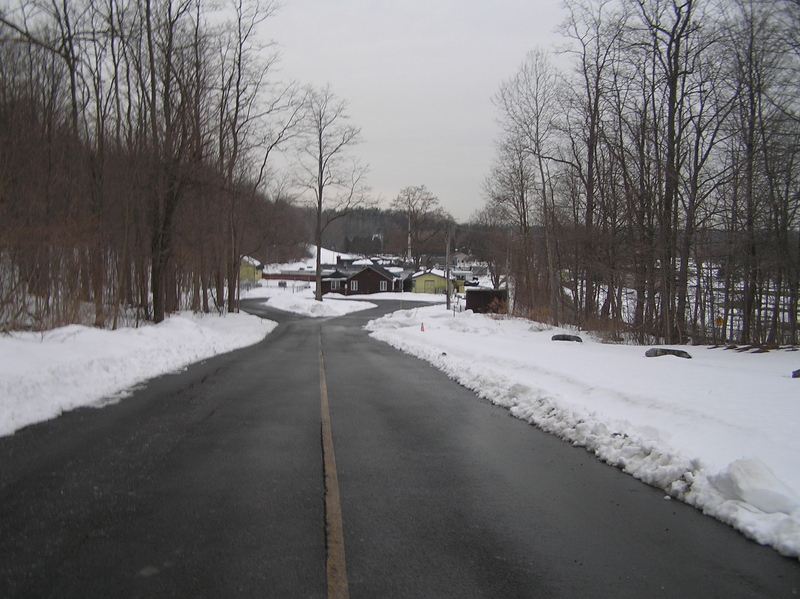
[407,205,412,265]
[445,226,451,310]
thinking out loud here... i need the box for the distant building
[343,265,402,295]
[407,269,462,294]
[239,256,264,284]
[321,270,349,295]
[260,249,409,293]
[450,252,473,269]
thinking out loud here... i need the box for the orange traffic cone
[420,323,425,332]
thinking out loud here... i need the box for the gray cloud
[272,0,566,220]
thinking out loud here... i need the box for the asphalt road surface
[1,299,798,598]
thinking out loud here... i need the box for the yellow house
[239,256,264,284]
[410,269,462,294]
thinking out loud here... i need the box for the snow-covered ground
[0,312,276,438]
[243,283,378,317]
[242,280,445,318]
[262,246,356,274]
[366,304,800,559]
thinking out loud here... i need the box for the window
[350,280,358,291]
[380,280,388,292]
[331,280,340,290]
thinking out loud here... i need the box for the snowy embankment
[0,312,276,438]
[367,305,800,559]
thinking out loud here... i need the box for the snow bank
[243,284,377,317]
[366,305,800,559]
[266,293,377,318]
[0,312,276,437]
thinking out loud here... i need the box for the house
[408,269,462,294]
[419,255,447,270]
[321,270,349,295]
[239,256,264,284]
[450,252,473,269]
[343,265,402,295]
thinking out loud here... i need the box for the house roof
[411,268,450,280]
[322,269,349,280]
[347,264,399,281]
[241,255,264,268]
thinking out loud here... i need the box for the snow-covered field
[0,312,276,438]
[367,304,800,559]
[261,246,355,274]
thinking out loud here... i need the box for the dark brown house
[321,270,349,295]
[343,265,401,295]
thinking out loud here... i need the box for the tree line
[476,0,800,345]
[0,0,459,330]
[0,0,323,331]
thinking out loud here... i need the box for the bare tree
[560,0,628,325]
[390,185,453,270]
[483,133,544,314]
[0,0,309,331]
[629,0,702,342]
[213,0,303,312]
[467,205,509,290]
[722,0,800,344]
[295,84,371,301]
[493,48,561,319]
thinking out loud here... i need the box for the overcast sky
[270,0,567,221]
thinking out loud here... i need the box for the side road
[0,299,797,598]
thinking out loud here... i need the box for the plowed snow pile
[367,305,800,559]
[0,312,276,437]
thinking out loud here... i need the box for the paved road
[1,299,798,598]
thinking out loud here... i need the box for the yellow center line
[319,333,350,599]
